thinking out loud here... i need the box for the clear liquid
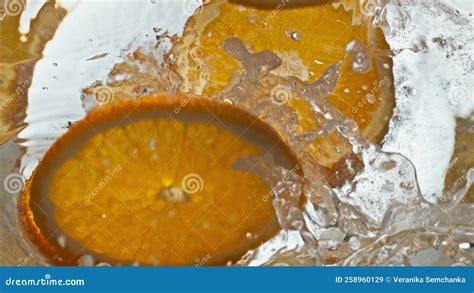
[0,0,472,266]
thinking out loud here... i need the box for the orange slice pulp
[172,0,393,168]
[22,95,300,265]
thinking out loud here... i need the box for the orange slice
[22,95,300,265]
[172,0,393,168]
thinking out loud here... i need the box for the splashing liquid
[1,0,472,266]
[78,0,474,266]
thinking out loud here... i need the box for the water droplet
[459,243,470,249]
[102,158,111,167]
[149,139,157,150]
[57,235,66,248]
[383,160,397,170]
[150,256,159,265]
[366,94,376,104]
[248,14,257,23]
[348,235,361,250]
[291,31,302,41]
[400,181,414,190]
[346,40,372,74]
[77,254,95,266]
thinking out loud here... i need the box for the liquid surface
[0,0,472,266]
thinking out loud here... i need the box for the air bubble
[366,94,376,104]
[400,181,414,190]
[57,235,66,248]
[346,40,372,74]
[149,139,157,150]
[291,31,302,41]
[77,254,95,266]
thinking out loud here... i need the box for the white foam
[381,0,474,202]
[19,0,200,177]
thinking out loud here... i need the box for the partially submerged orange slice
[172,0,394,168]
[22,95,300,265]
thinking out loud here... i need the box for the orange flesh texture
[174,0,393,167]
[22,95,300,265]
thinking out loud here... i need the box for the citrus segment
[22,95,299,265]
[173,0,393,168]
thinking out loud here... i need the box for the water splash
[63,2,474,265]
[1,0,472,266]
